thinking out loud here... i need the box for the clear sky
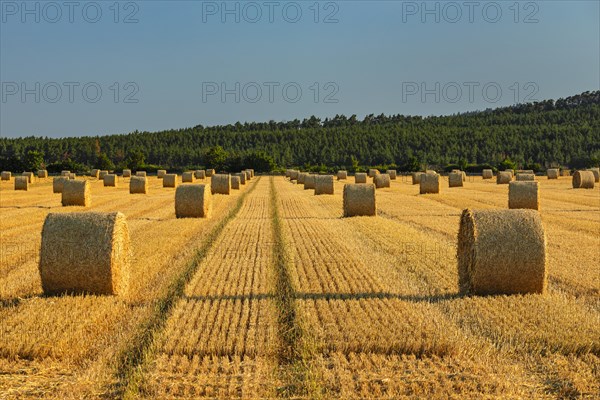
[1,0,598,138]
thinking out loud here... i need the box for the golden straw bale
[289,170,299,181]
[509,181,539,210]
[231,175,241,190]
[103,174,118,187]
[337,170,348,180]
[547,169,559,179]
[343,184,376,217]
[22,172,34,183]
[496,171,512,184]
[236,172,246,184]
[458,209,547,295]
[123,169,132,178]
[129,176,148,194]
[194,170,206,180]
[588,168,599,182]
[244,170,251,181]
[136,171,147,177]
[175,184,212,218]
[1,171,11,180]
[69,173,76,180]
[248,169,254,178]
[355,172,367,184]
[560,169,570,177]
[297,172,307,184]
[386,170,397,180]
[482,169,493,179]
[206,169,215,177]
[368,169,380,177]
[449,172,464,187]
[163,174,178,188]
[516,173,535,181]
[15,176,28,191]
[90,169,100,178]
[211,173,231,194]
[39,212,130,295]
[61,170,70,176]
[37,170,48,178]
[62,179,91,207]
[314,175,334,195]
[373,173,391,188]
[420,173,440,194]
[157,170,167,179]
[182,172,195,183]
[572,171,595,189]
[99,170,109,179]
[304,174,316,190]
[53,177,69,193]
[412,172,424,185]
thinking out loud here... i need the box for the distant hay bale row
[449,172,463,187]
[123,169,132,178]
[304,174,316,190]
[15,176,28,191]
[195,170,206,180]
[420,173,440,194]
[386,170,397,180]
[236,172,246,184]
[130,176,148,194]
[1,171,11,180]
[458,209,546,295]
[368,169,380,177]
[211,174,231,194]
[163,174,178,188]
[482,169,493,179]
[412,172,423,185]
[547,169,559,179]
[337,170,347,180]
[39,212,130,295]
[53,177,69,193]
[157,170,167,179]
[182,172,195,183]
[104,174,118,187]
[136,171,147,177]
[496,171,512,184]
[509,181,539,210]
[572,171,595,189]
[315,175,334,195]
[355,172,367,184]
[373,173,390,189]
[343,184,376,217]
[516,173,535,181]
[38,170,48,178]
[176,184,212,218]
[231,175,241,190]
[588,167,600,182]
[62,180,90,207]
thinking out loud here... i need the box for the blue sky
[1,0,598,138]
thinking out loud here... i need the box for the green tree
[24,150,44,171]
[96,153,115,170]
[205,146,228,170]
[245,151,276,172]
[125,149,145,170]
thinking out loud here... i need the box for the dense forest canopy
[1,91,599,173]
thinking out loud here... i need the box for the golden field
[0,174,598,399]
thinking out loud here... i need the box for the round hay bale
[122,169,132,178]
[61,170,70,177]
[248,169,255,178]
[22,172,34,183]
[412,172,424,185]
[182,172,195,183]
[285,169,291,178]
[426,169,436,175]
[462,171,467,181]
[420,173,440,194]
[1,171,11,181]
[90,169,100,178]
[315,175,334,195]
[69,173,76,180]
[482,169,493,179]
[176,184,212,218]
[129,176,148,194]
[235,172,246,185]
[458,209,547,295]
[206,169,215,177]
[368,169,380,178]
[37,170,48,179]
[53,177,69,193]
[572,171,595,189]
[99,170,109,179]
[588,167,600,182]
[516,173,535,181]
[304,174,316,190]
[386,170,397,180]
[231,175,241,190]
[496,171,512,184]
[297,173,307,184]
[373,173,391,189]
[211,174,231,195]
[163,174,178,188]
[449,172,464,187]
[244,170,251,181]
[136,171,147,177]
[39,212,130,295]
[504,170,514,179]
[14,176,28,191]
[337,170,348,180]
[103,174,118,187]
[547,169,559,179]
[343,184,376,217]
[509,181,539,210]
[355,172,367,184]
[560,169,570,177]
[194,170,206,180]
[289,170,299,181]
[62,180,91,207]
[157,170,167,179]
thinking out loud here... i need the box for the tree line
[1,91,598,173]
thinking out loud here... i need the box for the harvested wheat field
[0,174,598,399]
